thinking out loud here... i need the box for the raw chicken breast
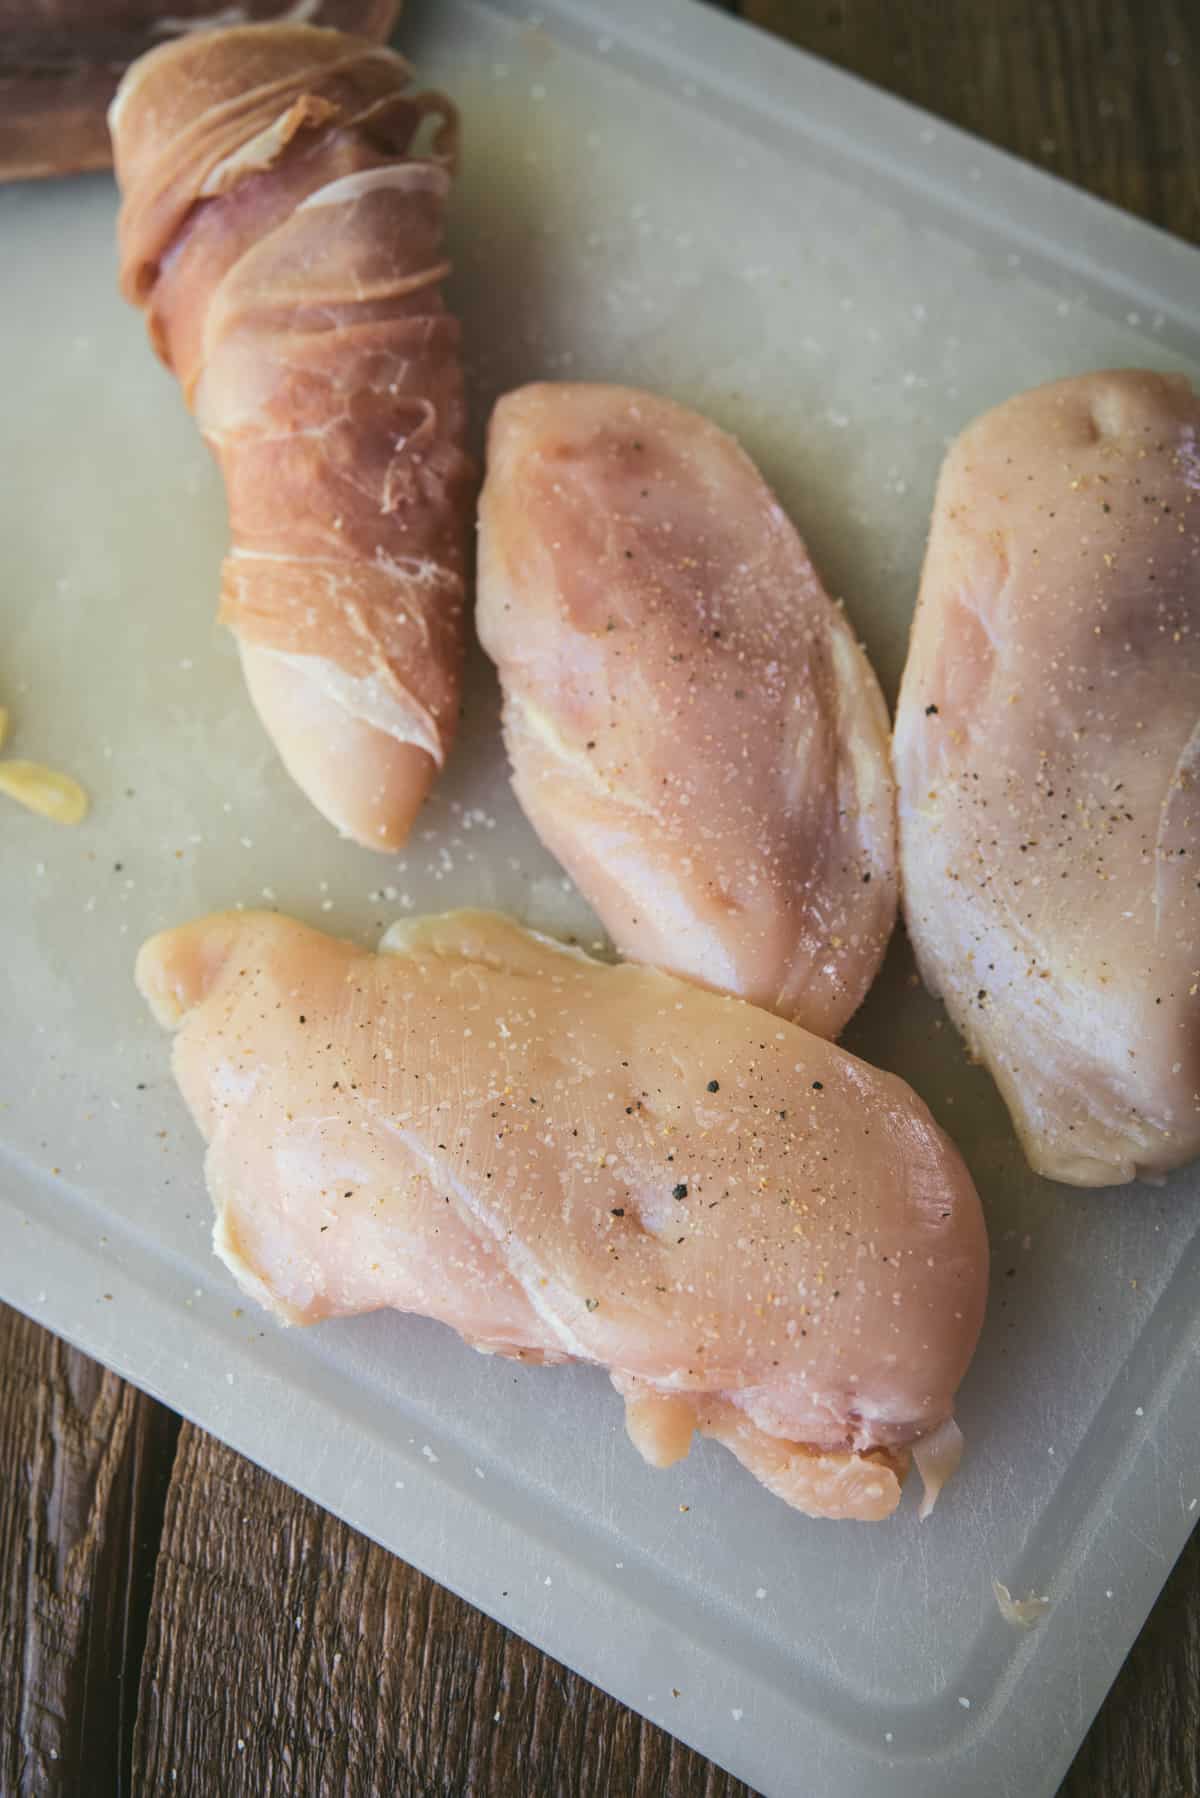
[137,907,987,1521]
[111,26,472,850]
[895,370,1200,1186]
[476,384,897,1038]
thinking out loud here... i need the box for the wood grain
[1061,1525,1200,1798]
[0,1303,178,1798]
[0,1,402,184]
[744,0,1200,244]
[132,1424,750,1797]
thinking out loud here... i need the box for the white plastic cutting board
[3,3,1200,1794]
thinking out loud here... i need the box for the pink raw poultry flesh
[137,907,988,1521]
[476,383,897,1039]
[895,370,1200,1186]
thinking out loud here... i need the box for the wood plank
[743,0,1199,242]
[1060,1526,1200,1797]
[0,2,403,184]
[133,1424,751,1797]
[0,1302,179,1798]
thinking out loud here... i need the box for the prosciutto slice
[112,23,472,848]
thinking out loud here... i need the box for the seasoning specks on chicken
[137,907,987,1521]
[895,370,1200,1186]
[477,384,897,1039]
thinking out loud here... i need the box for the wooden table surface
[3,3,1199,1794]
